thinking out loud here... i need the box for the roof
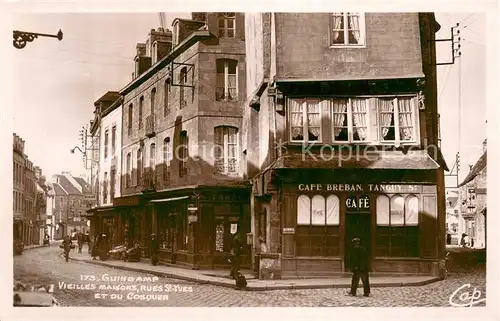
[54,175,82,195]
[271,150,440,171]
[73,177,92,194]
[458,151,487,187]
[51,183,67,196]
[93,91,120,106]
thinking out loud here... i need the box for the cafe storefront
[252,152,446,279]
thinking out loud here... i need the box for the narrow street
[14,245,486,307]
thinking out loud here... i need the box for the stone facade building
[111,13,249,269]
[242,13,447,278]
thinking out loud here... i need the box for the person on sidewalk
[151,234,159,266]
[229,233,243,279]
[347,237,370,297]
[77,231,83,254]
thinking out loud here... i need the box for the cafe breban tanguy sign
[297,183,421,193]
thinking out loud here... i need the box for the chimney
[191,12,207,22]
[149,27,173,64]
[136,43,146,57]
[482,139,487,152]
[134,43,151,78]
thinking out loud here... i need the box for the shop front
[254,164,446,278]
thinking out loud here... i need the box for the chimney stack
[191,12,207,22]
[482,139,487,152]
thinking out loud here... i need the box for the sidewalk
[69,249,440,291]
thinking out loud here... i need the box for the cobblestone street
[14,245,486,307]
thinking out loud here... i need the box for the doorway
[344,212,371,270]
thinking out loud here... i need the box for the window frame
[136,148,143,186]
[179,67,187,108]
[128,104,133,136]
[217,13,236,38]
[149,143,156,170]
[331,97,372,144]
[329,12,366,48]
[163,137,172,181]
[126,152,132,188]
[151,88,156,115]
[179,131,188,177]
[164,78,171,117]
[138,96,144,129]
[288,98,323,143]
[104,129,109,159]
[216,59,238,102]
[378,96,419,145]
[111,125,116,155]
[214,126,239,174]
[297,194,340,227]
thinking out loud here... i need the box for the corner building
[115,13,250,269]
[243,13,448,278]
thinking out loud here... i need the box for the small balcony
[145,115,156,138]
[141,168,157,193]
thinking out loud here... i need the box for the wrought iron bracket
[170,61,196,88]
[433,23,461,66]
[13,29,63,49]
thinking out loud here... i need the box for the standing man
[77,231,83,254]
[229,232,243,279]
[151,234,159,266]
[347,237,370,297]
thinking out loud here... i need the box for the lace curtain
[351,98,368,140]
[379,99,394,139]
[326,195,340,225]
[390,196,405,226]
[398,98,414,140]
[307,102,321,140]
[311,195,326,225]
[331,13,343,42]
[297,195,311,225]
[332,99,348,136]
[405,196,419,226]
[347,13,362,44]
[290,99,304,140]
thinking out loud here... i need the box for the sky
[10,12,487,185]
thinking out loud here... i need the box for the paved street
[14,245,486,307]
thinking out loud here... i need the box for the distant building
[457,139,487,248]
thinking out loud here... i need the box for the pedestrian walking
[61,235,73,262]
[77,231,83,254]
[229,232,243,279]
[471,237,475,248]
[151,234,159,266]
[347,237,370,297]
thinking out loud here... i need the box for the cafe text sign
[346,195,371,211]
[297,184,422,193]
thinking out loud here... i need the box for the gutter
[120,30,212,96]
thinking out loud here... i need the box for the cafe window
[376,194,419,257]
[296,194,340,257]
[288,98,322,143]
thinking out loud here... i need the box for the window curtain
[297,195,311,225]
[332,99,347,136]
[326,195,340,225]
[405,195,419,225]
[331,13,343,42]
[290,99,304,140]
[376,195,390,225]
[307,101,321,140]
[351,98,368,140]
[348,13,362,44]
[214,127,225,172]
[227,127,238,172]
[228,73,237,100]
[398,98,414,140]
[379,99,394,138]
[390,196,405,226]
[311,195,326,225]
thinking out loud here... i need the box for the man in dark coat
[347,237,370,297]
[229,233,243,279]
[98,234,109,261]
[77,232,84,253]
[151,234,159,266]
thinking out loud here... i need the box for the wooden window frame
[288,98,323,143]
[218,13,236,38]
[329,12,366,48]
[216,59,238,102]
[214,126,239,174]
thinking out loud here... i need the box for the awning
[149,196,190,203]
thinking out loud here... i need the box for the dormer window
[152,41,158,64]
[218,13,236,38]
[173,21,180,47]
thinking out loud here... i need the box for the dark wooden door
[344,212,371,270]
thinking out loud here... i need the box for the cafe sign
[297,184,422,193]
[345,195,371,211]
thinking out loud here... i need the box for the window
[111,126,116,155]
[332,98,369,142]
[136,149,143,185]
[104,129,109,158]
[138,96,144,129]
[378,97,416,143]
[164,79,171,117]
[103,172,108,204]
[288,98,322,142]
[376,195,419,257]
[214,126,239,174]
[151,88,156,114]
[128,104,133,136]
[296,194,340,256]
[179,68,187,108]
[163,137,172,181]
[216,59,238,101]
[152,41,157,64]
[126,153,132,187]
[179,131,188,177]
[150,143,156,170]
[110,167,116,200]
[218,13,236,38]
[330,12,365,46]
